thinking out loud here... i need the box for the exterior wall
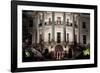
[30,12,90,47]
[23,11,90,53]
[38,12,79,44]
[42,26,79,44]
[44,26,52,43]
[44,12,73,24]
[80,14,90,45]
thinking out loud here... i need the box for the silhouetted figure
[64,51,68,59]
[54,45,64,60]
[68,48,72,58]
[43,48,50,60]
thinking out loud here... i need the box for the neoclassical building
[23,11,90,52]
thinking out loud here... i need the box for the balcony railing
[39,22,78,28]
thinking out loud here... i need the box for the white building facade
[26,11,90,52]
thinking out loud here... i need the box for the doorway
[57,32,61,43]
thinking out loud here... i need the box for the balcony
[66,22,78,28]
[39,21,78,28]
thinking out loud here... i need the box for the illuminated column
[52,12,55,42]
[32,13,37,44]
[72,13,75,45]
[63,12,66,43]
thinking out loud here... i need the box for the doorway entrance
[57,32,61,43]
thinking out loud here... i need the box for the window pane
[83,35,86,44]
[82,22,86,28]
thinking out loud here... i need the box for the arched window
[66,19,69,26]
[57,17,61,25]
[48,33,51,43]
[48,18,52,25]
[67,33,69,43]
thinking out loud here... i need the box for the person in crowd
[43,48,51,60]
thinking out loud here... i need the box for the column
[52,12,55,42]
[35,14,38,44]
[32,14,35,44]
[63,12,66,43]
[37,12,40,43]
[34,12,40,44]
[72,13,75,45]
[42,12,45,41]
[32,29,35,44]
[33,13,38,44]
[78,14,80,44]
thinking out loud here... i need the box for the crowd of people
[22,40,90,62]
[22,44,72,62]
